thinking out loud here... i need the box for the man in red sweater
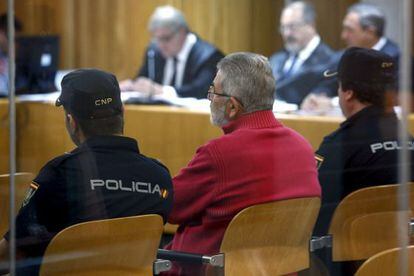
[166,52,321,273]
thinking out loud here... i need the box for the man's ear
[66,113,78,132]
[227,97,244,120]
[343,89,355,102]
[365,25,377,37]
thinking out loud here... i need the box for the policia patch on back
[315,154,324,169]
[22,181,40,207]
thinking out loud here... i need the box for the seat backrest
[39,214,164,276]
[328,183,414,261]
[219,197,321,276]
[0,172,34,235]
[355,245,414,276]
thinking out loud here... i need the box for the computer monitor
[15,35,59,94]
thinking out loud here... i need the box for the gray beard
[210,102,229,126]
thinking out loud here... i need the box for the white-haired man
[120,5,224,99]
[166,52,321,275]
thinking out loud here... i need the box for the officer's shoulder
[42,149,78,169]
[322,127,344,143]
[146,157,170,174]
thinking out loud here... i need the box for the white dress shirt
[372,37,387,51]
[162,33,197,98]
[283,35,321,75]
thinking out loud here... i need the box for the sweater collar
[222,110,280,134]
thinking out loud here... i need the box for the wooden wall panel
[252,0,284,56]
[1,0,411,81]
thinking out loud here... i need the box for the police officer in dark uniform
[312,47,414,236]
[310,47,414,276]
[0,68,173,275]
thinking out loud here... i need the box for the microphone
[147,48,155,101]
[147,48,155,81]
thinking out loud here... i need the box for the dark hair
[348,3,385,37]
[0,13,23,33]
[340,79,393,109]
[74,113,124,138]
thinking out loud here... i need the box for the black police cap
[324,47,396,84]
[56,68,122,119]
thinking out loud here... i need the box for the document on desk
[273,100,298,113]
[16,91,60,103]
[121,91,211,112]
[15,91,305,115]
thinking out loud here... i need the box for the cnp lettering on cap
[95,97,113,106]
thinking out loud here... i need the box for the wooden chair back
[0,172,34,235]
[219,197,321,276]
[355,245,414,276]
[39,214,164,276]
[328,183,414,261]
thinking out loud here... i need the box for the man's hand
[119,79,135,92]
[132,77,163,95]
[301,93,333,113]
[120,77,164,97]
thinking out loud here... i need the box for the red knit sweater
[167,110,321,255]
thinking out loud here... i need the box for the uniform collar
[222,110,280,134]
[76,135,140,153]
[340,105,394,128]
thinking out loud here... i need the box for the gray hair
[148,5,189,33]
[284,1,316,25]
[217,52,275,113]
[348,3,385,37]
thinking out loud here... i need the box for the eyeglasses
[279,22,306,33]
[152,31,178,44]
[207,85,232,101]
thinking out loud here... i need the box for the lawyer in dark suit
[270,41,334,105]
[302,3,402,112]
[269,1,334,105]
[120,5,224,99]
[137,37,223,99]
[342,3,400,61]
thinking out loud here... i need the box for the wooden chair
[39,214,164,276]
[0,172,34,235]
[219,197,321,275]
[355,245,414,276]
[163,223,178,235]
[328,183,414,262]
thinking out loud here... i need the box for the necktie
[170,56,178,87]
[282,54,298,80]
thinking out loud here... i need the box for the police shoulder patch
[315,154,324,169]
[22,181,40,207]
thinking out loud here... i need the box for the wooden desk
[4,102,414,176]
[13,102,345,175]
[124,105,222,175]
